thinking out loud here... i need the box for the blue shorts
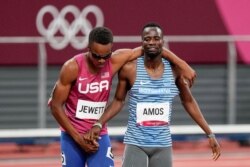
[60,131,114,167]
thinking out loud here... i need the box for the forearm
[183,100,213,135]
[98,99,125,125]
[179,81,221,160]
[127,46,143,61]
[51,106,80,139]
[161,47,185,66]
[111,47,142,75]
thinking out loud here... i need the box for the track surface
[0,139,249,167]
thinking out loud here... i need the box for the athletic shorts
[60,131,114,167]
[122,144,172,167]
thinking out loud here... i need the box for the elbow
[49,100,60,116]
[47,97,52,106]
[115,98,126,108]
[47,97,54,113]
[176,76,189,87]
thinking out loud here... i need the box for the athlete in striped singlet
[88,23,221,167]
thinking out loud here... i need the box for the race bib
[75,100,106,119]
[136,102,170,126]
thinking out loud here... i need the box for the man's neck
[144,54,162,70]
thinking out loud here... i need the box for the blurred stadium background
[0,0,250,166]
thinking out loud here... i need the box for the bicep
[51,60,78,106]
[52,80,71,106]
[127,46,143,61]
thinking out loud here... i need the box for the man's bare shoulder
[59,57,79,83]
[62,57,78,72]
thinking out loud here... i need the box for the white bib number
[136,102,170,126]
[75,100,106,119]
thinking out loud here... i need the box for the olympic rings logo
[36,5,104,50]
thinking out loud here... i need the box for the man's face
[142,27,164,57]
[88,42,113,68]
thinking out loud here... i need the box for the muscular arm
[50,59,79,139]
[176,76,221,160]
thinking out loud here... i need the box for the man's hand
[74,133,99,153]
[172,61,196,87]
[161,48,196,86]
[85,126,102,143]
[208,137,221,161]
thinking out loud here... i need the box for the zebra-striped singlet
[123,56,179,147]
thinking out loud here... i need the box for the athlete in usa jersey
[64,53,112,135]
[88,23,220,167]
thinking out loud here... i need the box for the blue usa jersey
[123,57,179,147]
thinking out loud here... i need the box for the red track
[0,139,249,167]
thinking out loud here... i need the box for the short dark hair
[88,27,113,46]
[142,22,163,35]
